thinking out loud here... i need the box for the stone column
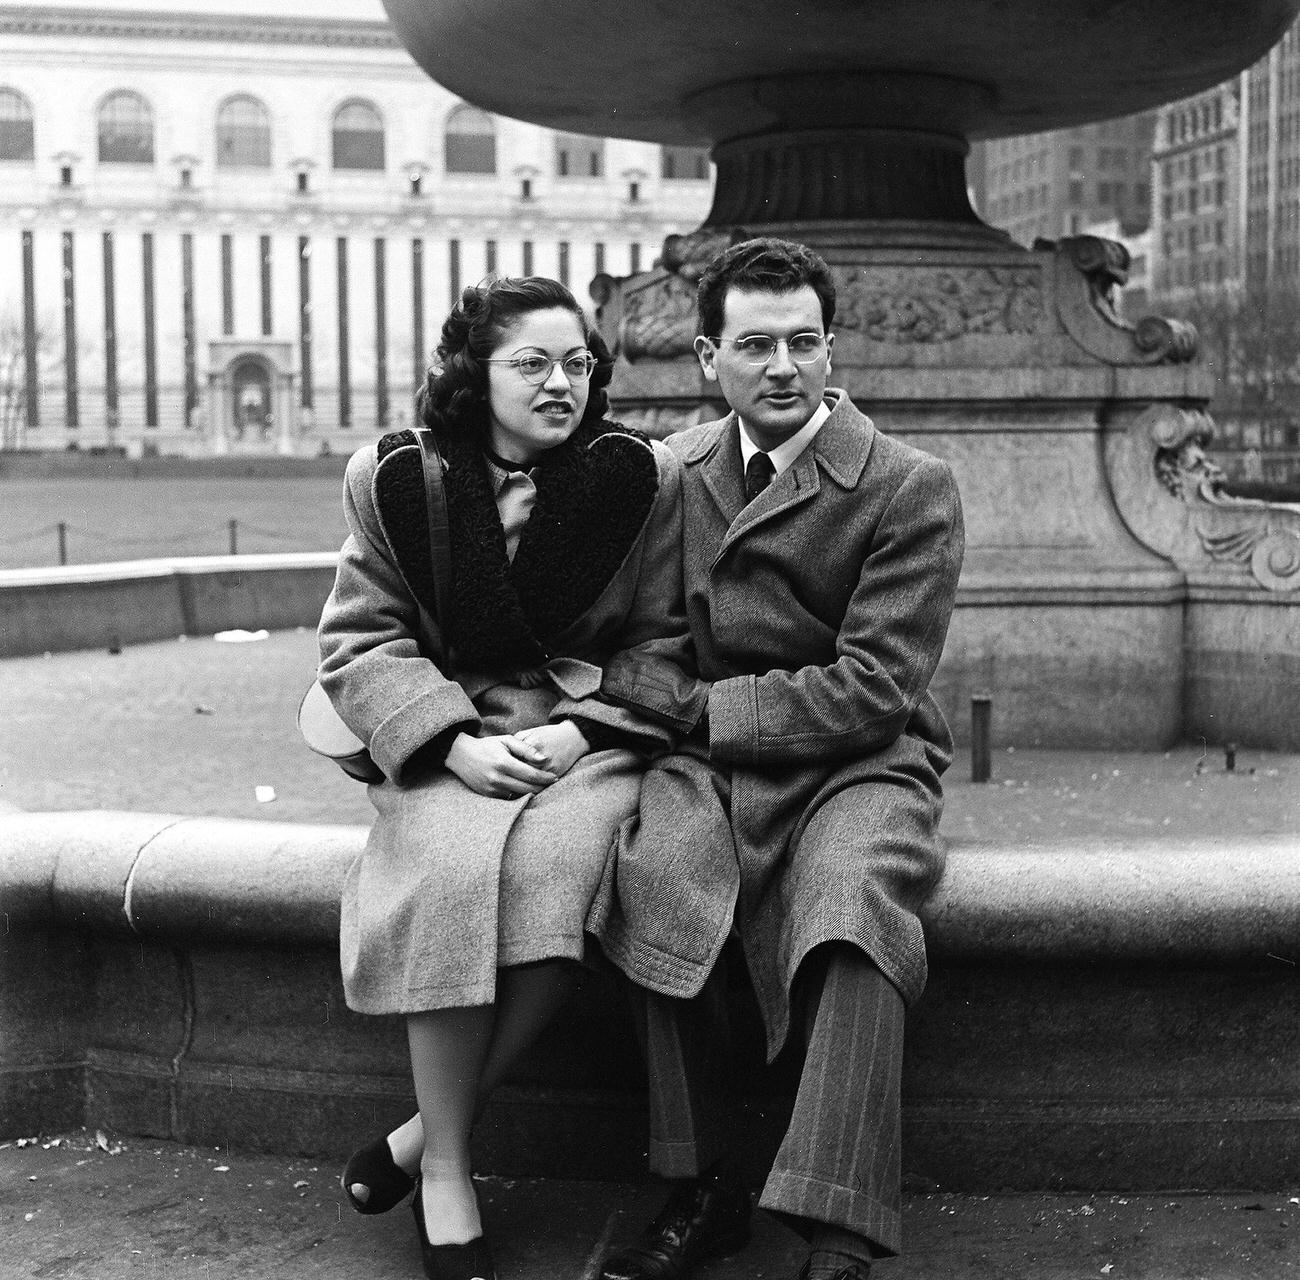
[206,372,228,457]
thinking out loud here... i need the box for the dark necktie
[744,450,775,504]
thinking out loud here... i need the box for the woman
[317,276,703,1280]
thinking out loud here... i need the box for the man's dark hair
[418,275,613,436]
[696,237,836,339]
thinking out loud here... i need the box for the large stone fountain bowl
[383,0,1300,144]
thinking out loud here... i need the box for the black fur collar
[373,420,659,672]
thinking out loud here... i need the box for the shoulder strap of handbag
[412,424,451,665]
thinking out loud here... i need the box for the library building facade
[0,8,713,456]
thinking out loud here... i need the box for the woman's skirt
[340,746,643,1014]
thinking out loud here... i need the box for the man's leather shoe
[599,1160,751,1280]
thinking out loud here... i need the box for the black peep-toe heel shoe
[340,1134,417,1215]
[412,1177,497,1280]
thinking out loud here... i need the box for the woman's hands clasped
[443,721,591,798]
[515,721,590,780]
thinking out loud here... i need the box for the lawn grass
[0,475,348,568]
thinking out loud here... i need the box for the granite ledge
[2,811,1296,962]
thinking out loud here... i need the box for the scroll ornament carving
[1150,406,1300,592]
[1055,236,1197,365]
[834,265,1045,342]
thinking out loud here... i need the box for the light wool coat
[593,390,965,1057]
[318,423,704,1015]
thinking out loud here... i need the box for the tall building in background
[0,6,713,456]
[968,18,1300,488]
[1148,83,1241,301]
[1241,22,1300,289]
[1148,20,1300,487]
[1151,19,1300,300]
[972,112,1156,247]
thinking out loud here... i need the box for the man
[594,237,965,1280]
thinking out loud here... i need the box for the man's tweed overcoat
[318,422,704,1015]
[592,390,965,1057]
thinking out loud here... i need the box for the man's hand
[444,732,556,798]
[514,720,591,780]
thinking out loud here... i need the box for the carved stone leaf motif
[1198,525,1300,591]
[616,227,746,364]
[620,275,699,362]
[835,266,1045,343]
[616,258,1047,360]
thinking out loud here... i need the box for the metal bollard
[57,521,68,566]
[228,518,238,555]
[971,693,992,783]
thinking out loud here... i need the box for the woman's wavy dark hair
[416,276,613,438]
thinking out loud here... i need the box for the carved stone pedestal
[598,232,1300,748]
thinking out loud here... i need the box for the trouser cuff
[760,1169,901,1258]
[647,1129,731,1179]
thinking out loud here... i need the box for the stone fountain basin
[4,804,1297,1189]
[383,0,1300,142]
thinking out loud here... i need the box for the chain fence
[0,518,336,566]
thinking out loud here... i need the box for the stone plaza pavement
[2,629,1297,836]
[2,1131,1297,1280]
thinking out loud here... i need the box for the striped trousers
[634,941,905,1257]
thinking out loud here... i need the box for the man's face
[695,284,833,450]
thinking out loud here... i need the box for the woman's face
[485,306,591,465]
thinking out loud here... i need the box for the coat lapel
[809,390,876,490]
[688,415,746,527]
[716,447,821,560]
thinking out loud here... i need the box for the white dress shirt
[738,396,832,478]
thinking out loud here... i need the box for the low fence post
[971,693,992,783]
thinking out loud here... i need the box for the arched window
[216,95,271,168]
[0,88,34,162]
[332,100,385,171]
[445,105,496,174]
[98,91,154,164]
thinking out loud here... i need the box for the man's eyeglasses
[483,351,597,384]
[707,333,828,366]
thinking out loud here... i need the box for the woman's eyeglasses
[483,352,597,384]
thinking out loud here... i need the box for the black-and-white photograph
[1,1,1297,1277]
